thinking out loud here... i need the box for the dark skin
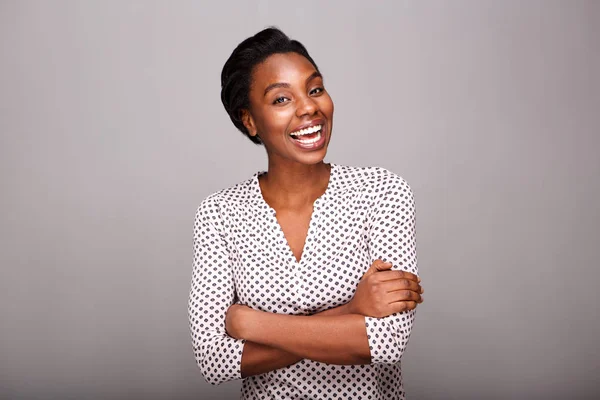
[225,52,424,376]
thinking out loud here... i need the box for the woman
[188,27,424,400]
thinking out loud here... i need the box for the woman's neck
[259,161,331,210]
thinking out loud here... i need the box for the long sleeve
[188,196,246,385]
[364,172,419,364]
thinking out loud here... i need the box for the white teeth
[293,130,322,144]
[290,124,322,136]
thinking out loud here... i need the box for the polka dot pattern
[188,163,419,399]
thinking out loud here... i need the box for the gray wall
[1,1,599,399]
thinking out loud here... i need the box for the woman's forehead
[252,53,318,87]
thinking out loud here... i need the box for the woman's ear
[240,109,258,138]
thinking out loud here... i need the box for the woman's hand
[348,259,423,318]
[225,303,254,340]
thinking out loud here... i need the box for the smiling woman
[188,27,424,400]
[241,52,332,159]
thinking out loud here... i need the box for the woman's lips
[289,124,326,150]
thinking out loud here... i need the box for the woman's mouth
[289,124,326,150]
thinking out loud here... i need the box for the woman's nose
[295,95,318,117]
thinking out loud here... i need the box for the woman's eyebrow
[264,82,290,96]
[263,71,323,97]
[306,71,322,84]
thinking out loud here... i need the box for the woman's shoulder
[334,163,413,194]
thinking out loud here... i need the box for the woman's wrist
[344,301,356,315]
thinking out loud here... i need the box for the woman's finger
[387,289,422,303]
[381,278,421,293]
[374,270,420,283]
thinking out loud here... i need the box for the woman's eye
[273,96,289,104]
[310,87,324,95]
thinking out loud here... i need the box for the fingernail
[417,277,421,282]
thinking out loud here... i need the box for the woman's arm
[240,303,352,378]
[189,198,248,386]
[230,304,371,365]
[361,173,419,365]
[238,259,423,377]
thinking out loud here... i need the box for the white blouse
[188,162,419,399]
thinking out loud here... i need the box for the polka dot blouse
[188,163,419,399]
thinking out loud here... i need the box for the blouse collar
[248,163,338,211]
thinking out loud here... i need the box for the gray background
[1,1,599,399]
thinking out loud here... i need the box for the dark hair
[220,27,320,145]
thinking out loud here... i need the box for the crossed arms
[188,175,419,385]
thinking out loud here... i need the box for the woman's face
[242,52,334,165]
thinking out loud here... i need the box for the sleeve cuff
[364,313,412,365]
[200,337,247,385]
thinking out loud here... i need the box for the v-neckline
[253,163,336,266]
